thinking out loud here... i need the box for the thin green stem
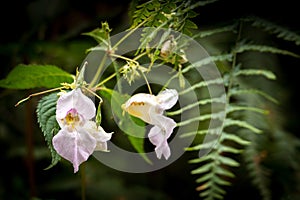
[111,18,149,51]
[133,51,148,61]
[110,53,139,65]
[95,72,117,88]
[141,71,152,94]
[226,20,243,103]
[112,61,122,93]
[88,53,108,89]
[15,86,65,107]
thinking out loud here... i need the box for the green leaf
[36,92,61,169]
[185,19,198,29]
[99,88,151,164]
[82,21,111,47]
[0,64,73,89]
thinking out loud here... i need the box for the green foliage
[0,64,73,89]
[36,92,61,170]
[130,0,218,57]
[244,16,300,45]
[82,21,112,50]
[130,0,217,34]
[172,17,300,199]
[99,88,151,164]
[128,2,300,199]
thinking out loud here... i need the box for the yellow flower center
[65,112,80,125]
[63,108,81,130]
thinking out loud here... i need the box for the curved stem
[141,71,152,94]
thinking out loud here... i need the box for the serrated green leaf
[36,92,61,169]
[0,64,73,89]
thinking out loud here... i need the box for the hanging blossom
[122,89,178,159]
[53,88,112,173]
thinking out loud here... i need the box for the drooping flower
[122,89,178,159]
[53,88,112,173]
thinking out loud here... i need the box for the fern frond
[234,43,300,58]
[223,118,262,134]
[179,78,224,95]
[233,69,276,80]
[228,88,278,104]
[168,94,226,116]
[226,105,269,115]
[244,16,300,45]
[193,24,237,38]
[181,54,233,74]
[180,128,223,138]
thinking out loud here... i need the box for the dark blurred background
[0,0,299,200]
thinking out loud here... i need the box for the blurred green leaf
[0,64,73,89]
[99,88,151,164]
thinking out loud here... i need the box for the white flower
[122,89,178,159]
[53,88,112,173]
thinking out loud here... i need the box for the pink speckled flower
[53,88,111,173]
[122,89,178,159]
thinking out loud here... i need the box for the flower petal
[83,121,113,151]
[150,114,177,139]
[122,93,158,124]
[52,128,96,173]
[148,115,176,159]
[148,125,171,159]
[156,89,178,110]
[56,89,95,122]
